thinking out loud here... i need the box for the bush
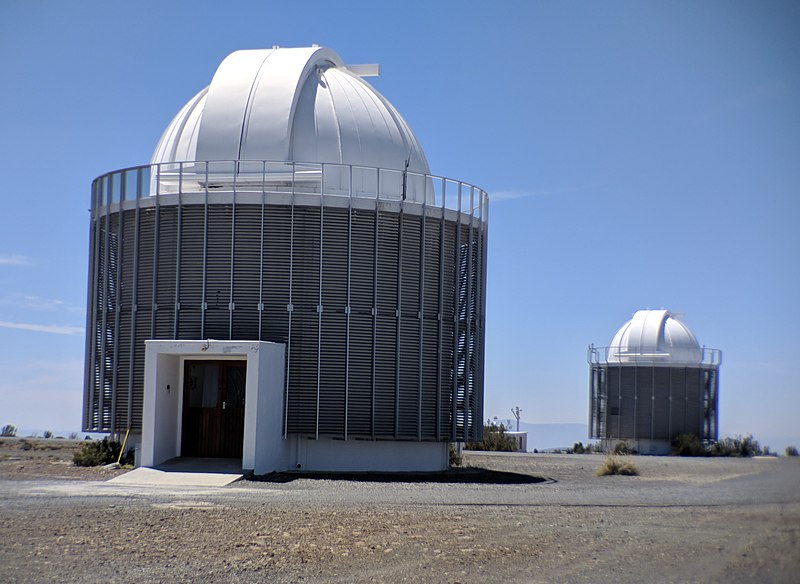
[568,441,586,454]
[568,441,604,454]
[465,424,517,452]
[42,430,53,439]
[1,424,17,437]
[671,433,708,457]
[612,441,636,455]
[73,438,133,467]
[595,455,639,476]
[449,444,462,467]
[708,434,761,457]
[785,445,798,457]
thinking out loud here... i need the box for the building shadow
[247,467,549,485]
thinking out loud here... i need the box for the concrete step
[107,457,243,487]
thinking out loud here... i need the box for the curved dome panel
[608,309,701,365]
[151,46,430,201]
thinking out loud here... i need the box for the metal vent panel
[85,199,487,440]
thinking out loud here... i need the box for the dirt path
[1,439,799,583]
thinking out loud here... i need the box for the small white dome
[151,46,430,201]
[608,309,702,365]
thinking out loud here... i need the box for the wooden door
[181,361,246,458]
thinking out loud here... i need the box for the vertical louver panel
[321,208,348,309]
[114,212,136,431]
[634,367,653,440]
[670,367,687,435]
[131,209,155,432]
[154,206,177,338]
[619,367,636,438]
[204,205,233,339]
[286,313,319,434]
[373,316,397,437]
[374,212,399,437]
[317,207,348,436]
[684,368,702,437]
[420,319,438,438]
[91,221,106,431]
[653,367,671,439]
[178,205,205,339]
[376,213,399,311]
[319,312,347,435]
[349,210,375,313]
[440,221,457,439]
[346,314,373,436]
[400,216,421,314]
[398,317,420,437]
[262,206,291,342]
[346,210,376,437]
[232,205,262,340]
[84,214,99,432]
[398,215,421,438]
[290,206,321,311]
[285,206,321,435]
[420,218,441,439]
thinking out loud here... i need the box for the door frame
[180,359,247,458]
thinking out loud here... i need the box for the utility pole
[510,406,522,432]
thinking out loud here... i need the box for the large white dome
[607,309,702,365]
[151,46,430,180]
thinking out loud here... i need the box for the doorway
[181,360,246,458]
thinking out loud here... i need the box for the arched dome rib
[608,309,702,365]
[150,46,430,201]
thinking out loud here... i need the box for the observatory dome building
[83,47,488,473]
[588,310,720,454]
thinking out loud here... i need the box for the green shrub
[612,441,635,455]
[785,445,799,457]
[671,433,708,456]
[465,424,517,452]
[73,438,133,467]
[448,444,462,467]
[595,455,639,476]
[709,434,761,457]
[568,441,586,454]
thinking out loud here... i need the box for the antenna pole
[511,406,522,432]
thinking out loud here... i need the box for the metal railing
[91,160,489,220]
[588,344,722,367]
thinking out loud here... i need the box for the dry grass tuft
[595,455,639,477]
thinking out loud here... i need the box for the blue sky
[0,1,798,446]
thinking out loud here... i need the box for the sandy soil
[1,438,798,583]
[0,437,127,480]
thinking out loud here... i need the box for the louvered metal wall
[589,365,719,442]
[84,194,487,443]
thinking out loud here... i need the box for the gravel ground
[1,438,799,583]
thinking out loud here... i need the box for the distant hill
[515,423,589,451]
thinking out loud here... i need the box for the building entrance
[181,360,246,458]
